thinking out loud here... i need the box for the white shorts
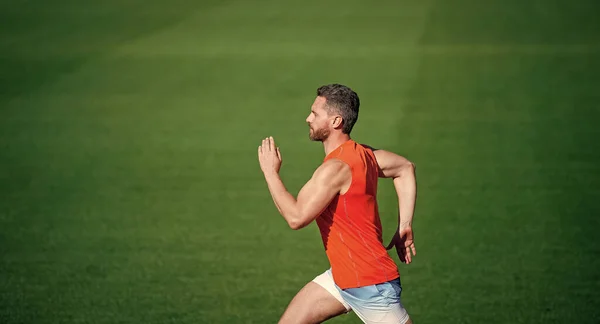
[312,269,410,324]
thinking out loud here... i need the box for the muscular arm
[263,159,350,230]
[373,149,417,231]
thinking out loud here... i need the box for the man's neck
[322,133,352,156]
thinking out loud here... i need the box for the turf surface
[1,1,599,323]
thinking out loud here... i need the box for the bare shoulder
[370,148,415,178]
[313,159,351,184]
[372,148,395,160]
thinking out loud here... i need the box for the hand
[386,227,416,264]
[258,136,282,176]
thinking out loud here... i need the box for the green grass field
[2,1,600,323]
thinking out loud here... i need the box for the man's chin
[309,128,328,142]
[309,134,325,142]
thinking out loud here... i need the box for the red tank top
[316,139,399,289]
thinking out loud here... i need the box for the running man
[258,84,417,324]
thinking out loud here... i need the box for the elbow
[286,208,315,230]
[399,161,416,176]
[288,219,305,230]
[287,214,309,230]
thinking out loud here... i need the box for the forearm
[392,166,417,230]
[264,173,299,226]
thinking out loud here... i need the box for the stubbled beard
[309,126,330,141]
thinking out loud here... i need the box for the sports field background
[1,1,599,323]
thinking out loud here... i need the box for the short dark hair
[317,84,360,134]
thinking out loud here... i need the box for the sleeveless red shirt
[316,139,399,289]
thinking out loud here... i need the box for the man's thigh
[339,278,410,324]
[279,273,350,324]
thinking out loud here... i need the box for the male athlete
[258,84,417,324]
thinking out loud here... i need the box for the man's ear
[331,116,343,129]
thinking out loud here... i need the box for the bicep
[296,178,339,220]
[295,161,349,226]
[373,149,414,178]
